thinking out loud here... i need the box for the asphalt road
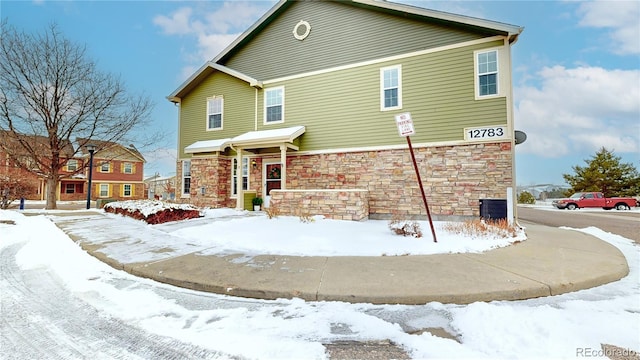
[517,206,640,243]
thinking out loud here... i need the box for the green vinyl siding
[222,1,492,80]
[257,40,507,151]
[179,72,256,158]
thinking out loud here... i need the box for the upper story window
[100,162,110,173]
[182,160,191,196]
[476,50,499,97]
[123,162,133,174]
[66,159,78,172]
[265,87,284,124]
[207,96,223,130]
[380,65,402,111]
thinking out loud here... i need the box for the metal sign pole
[406,136,437,243]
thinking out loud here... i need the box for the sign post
[394,113,437,242]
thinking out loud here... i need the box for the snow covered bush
[388,219,423,238]
[103,200,201,224]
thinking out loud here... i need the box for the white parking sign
[395,112,415,137]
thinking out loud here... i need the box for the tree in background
[563,147,640,197]
[0,173,38,209]
[0,22,154,209]
[517,191,536,204]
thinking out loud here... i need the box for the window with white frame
[99,184,109,197]
[65,183,75,194]
[207,96,223,130]
[100,162,110,172]
[476,50,498,97]
[380,65,402,110]
[265,87,284,123]
[182,160,191,196]
[123,162,133,174]
[231,158,249,196]
[66,159,78,172]
[123,184,132,197]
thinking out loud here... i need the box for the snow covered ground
[1,205,639,359]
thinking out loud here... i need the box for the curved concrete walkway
[52,212,629,305]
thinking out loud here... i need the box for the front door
[263,162,282,208]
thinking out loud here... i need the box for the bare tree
[0,21,154,209]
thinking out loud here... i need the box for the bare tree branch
[0,21,155,209]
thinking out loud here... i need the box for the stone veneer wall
[178,142,512,219]
[286,142,512,219]
[270,189,369,221]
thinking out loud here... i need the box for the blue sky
[2,0,639,187]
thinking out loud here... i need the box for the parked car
[552,192,637,210]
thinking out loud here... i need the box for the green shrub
[518,191,536,204]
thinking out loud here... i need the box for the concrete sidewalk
[51,212,629,305]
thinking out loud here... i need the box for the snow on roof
[184,138,232,154]
[231,126,305,145]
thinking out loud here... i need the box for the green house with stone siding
[168,0,523,221]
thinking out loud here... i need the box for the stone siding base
[270,189,369,221]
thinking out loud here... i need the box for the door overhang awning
[184,126,305,154]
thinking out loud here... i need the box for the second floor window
[207,96,223,130]
[477,50,498,96]
[380,65,402,110]
[265,87,284,123]
[123,162,133,174]
[100,162,110,172]
[66,159,78,172]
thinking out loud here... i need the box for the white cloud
[577,1,640,55]
[153,2,274,82]
[515,66,640,157]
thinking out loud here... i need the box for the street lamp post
[85,144,96,210]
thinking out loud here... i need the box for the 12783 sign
[464,125,507,141]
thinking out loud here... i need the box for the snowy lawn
[93,200,527,257]
[1,206,639,359]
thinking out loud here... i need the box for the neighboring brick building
[0,132,145,202]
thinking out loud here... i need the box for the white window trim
[474,48,502,100]
[231,157,249,198]
[100,162,110,173]
[206,96,224,131]
[380,65,402,111]
[123,184,132,197]
[99,184,109,198]
[123,162,133,174]
[181,160,191,198]
[264,86,284,125]
[66,159,78,172]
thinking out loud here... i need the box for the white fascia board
[168,63,262,103]
[231,126,305,147]
[184,138,232,154]
[354,0,523,38]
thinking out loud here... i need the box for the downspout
[504,37,519,226]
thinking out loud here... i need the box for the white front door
[263,161,282,208]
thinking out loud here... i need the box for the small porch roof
[184,126,305,154]
[184,138,232,154]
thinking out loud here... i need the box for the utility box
[479,199,507,221]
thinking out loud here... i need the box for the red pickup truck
[552,192,637,210]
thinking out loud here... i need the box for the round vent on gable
[293,20,311,41]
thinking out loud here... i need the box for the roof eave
[167,62,262,103]
[353,0,523,39]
